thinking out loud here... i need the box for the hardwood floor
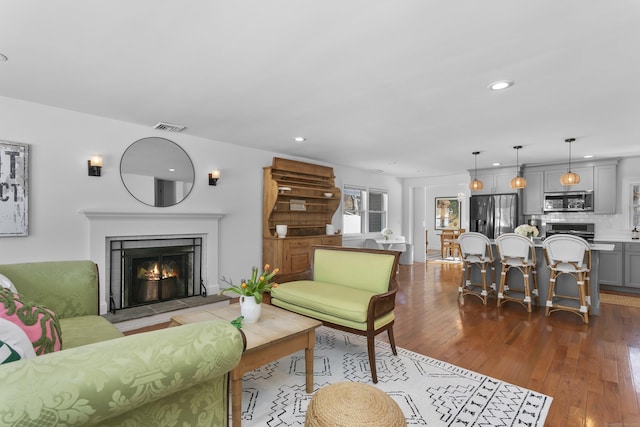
[389,260,640,427]
[127,259,640,426]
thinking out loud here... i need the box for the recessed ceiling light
[169,168,176,172]
[488,80,514,91]
[293,137,306,143]
[0,53,7,62]
[365,169,384,174]
[492,162,501,166]
[583,154,594,159]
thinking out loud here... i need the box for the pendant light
[469,151,484,191]
[509,145,527,189]
[560,138,580,185]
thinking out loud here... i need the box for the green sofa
[270,246,400,383]
[0,260,244,426]
[0,260,123,349]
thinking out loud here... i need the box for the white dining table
[375,237,406,250]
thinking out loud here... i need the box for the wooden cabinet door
[284,239,312,274]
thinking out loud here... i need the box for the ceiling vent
[153,121,186,132]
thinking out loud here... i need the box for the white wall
[0,96,403,295]
[402,173,470,256]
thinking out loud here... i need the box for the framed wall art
[435,196,461,230]
[0,140,29,237]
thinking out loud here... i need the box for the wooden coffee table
[169,303,322,427]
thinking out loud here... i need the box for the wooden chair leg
[367,334,378,383]
[497,265,508,307]
[532,269,539,307]
[523,266,532,313]
[387,327,397,356]
[546,270,556,317]
[577,272,589,324]
[459,262,467,298]
[477,264,486,305]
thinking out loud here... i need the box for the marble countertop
[489,239,614,251]
[594,237,640,243]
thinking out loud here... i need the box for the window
[342,186,388,235]
[343,186,365,234]
[368,190,388,233]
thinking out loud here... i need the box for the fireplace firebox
[109,236,203,312]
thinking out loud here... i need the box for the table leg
[231,369,242,427]
[305,330,315,393]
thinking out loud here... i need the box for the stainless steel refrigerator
[469,194,518,239]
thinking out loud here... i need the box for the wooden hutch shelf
[263,157,342,281]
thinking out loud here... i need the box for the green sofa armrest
[0,260,100,318]
[0,320,244,427]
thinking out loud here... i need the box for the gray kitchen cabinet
[625,243,640,288]
[593,163,617,214]
[522,170,544,214]
[598,242,624,286]
[544,166,594,193]
[468,167,518,195]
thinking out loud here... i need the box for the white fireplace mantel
[81,210,225,314]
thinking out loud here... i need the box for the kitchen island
[470,242,614,316]
[594,237,640,292]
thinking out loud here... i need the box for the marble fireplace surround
[81,210,224,315]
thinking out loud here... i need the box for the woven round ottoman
[305,382,406,427]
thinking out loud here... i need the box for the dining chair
[441,228,465,259]
[364,239,383,249]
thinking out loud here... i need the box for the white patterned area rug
[238,326,552,426]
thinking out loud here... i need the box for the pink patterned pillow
[0,288,62,355]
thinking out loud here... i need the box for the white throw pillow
[0,317,36,360]
[0,273,18,293]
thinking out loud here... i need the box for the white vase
[276,224,287,238]
[240,295,261,323]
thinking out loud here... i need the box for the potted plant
[220,264,279,323]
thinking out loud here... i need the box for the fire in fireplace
[109,236,203,312]
[132,253,185,304]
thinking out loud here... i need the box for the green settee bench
[0,260,244,426]
[269,246,400,383]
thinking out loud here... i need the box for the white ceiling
[1,0,639,178]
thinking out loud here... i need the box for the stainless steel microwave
[543,191,594,212]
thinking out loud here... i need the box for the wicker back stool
[457,232,496,305]
[305,382,406,427]
[542,234,592,323]
[495,233,539,312]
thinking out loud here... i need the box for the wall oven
[543,191,594,212]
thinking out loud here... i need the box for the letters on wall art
[0,140,29,237]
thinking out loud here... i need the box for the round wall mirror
[120,137,195,207]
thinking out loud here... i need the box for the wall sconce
[88,155,103,177]
[208,169,221,186]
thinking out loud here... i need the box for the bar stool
[542,234,591,323]
[495,233,539,312]
[457,232,496,305]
